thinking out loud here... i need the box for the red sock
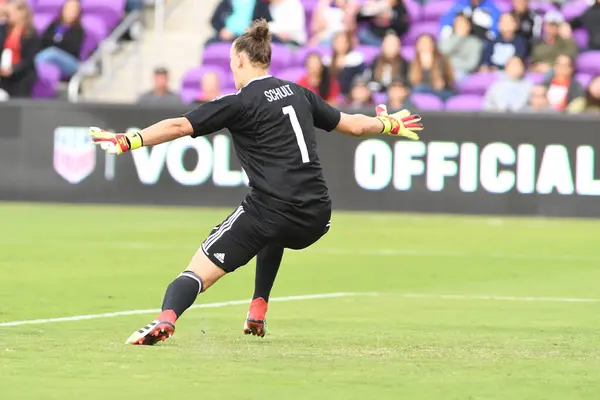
[157,310,177,325]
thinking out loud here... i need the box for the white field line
[0,292,366,328]
[3,239,598,263]
[400,293,600,303]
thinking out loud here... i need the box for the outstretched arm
[336,106,423,140]
[336,112,386,137]
[138,117,194,146]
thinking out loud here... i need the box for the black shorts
[201,203,331,273]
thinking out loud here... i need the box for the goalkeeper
[91,20,423,345]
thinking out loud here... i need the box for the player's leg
[244,244,285,337]
[126,206,266,345]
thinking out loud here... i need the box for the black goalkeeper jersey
[184,75,341,221]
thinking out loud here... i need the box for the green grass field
[1,203,600,399]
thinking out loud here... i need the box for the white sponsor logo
[213,253,225,263]
[354,140,600,196]
[53,127,96,184]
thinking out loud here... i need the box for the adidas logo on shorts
[213,253,225,263]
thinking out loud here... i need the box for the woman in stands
[326,31,365,95]
[0,0,38,98]
[409,33,455,102]
[297,52,340,105]
[567,75,600,114]
[364,32,408,93]
[544,54,584,112]
[36,0,84,78]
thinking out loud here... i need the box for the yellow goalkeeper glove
[89,127,144,155]
[375,105,423,140]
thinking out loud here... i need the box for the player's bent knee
[186,248,227,292]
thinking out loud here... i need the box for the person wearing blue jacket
[440,0,501,41]
[480,13,528,71]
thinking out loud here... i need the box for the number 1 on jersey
[282,105,309,163]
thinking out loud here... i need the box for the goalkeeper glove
[375,104,423,140]
[89,127,144,155]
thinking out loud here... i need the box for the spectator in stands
[268,0,307,46]
[530,12,578,73]
[386,78,417,111]
[483,56,532,111]
[309,0,350,46]
[35,0,84,78]
[193,72,222,103]
[364,32,408,93]
[0,0,8,25]
[138,67,181,105]
[409,34,455,101]
[326,31,366,95]
[570,0,600,51]
[346,76,374,109]
[297,52,340,104]
[0,0,38,98]
[567,75,600,113]
[438,14,483,80]
[355,0,409,47]
[208,0,271,44]
[544,54,584,112]
[480,13,527,72]
[511,0,542,50]
[522,84,554,112]
[440,0,501,41]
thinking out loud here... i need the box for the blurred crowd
[154,0,600,114]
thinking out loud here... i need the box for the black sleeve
[210,0,229,32]
[12,34,39,77]
[40,22,57,50]
[390,3,410,37]
[302,87,341,132]
[59,26,84,59]
[183,93,243,137]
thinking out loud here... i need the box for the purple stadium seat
[497,2,511,13]
[80,16,109,60]
[270,44,294,73]
[410,93,443,110]
[456,72,499,95]
[292,46,332,66]
[404,0,422,22]
[373,92,387,104]
[401,46,415,61]
[181,87,237,104]
[35,0,64,14]
[576,51,600,75]
[202,42,231,69]
[573,29,589,50]
[403,21,439,46]
[182,66,231,90]
[445,94,484,111]
[576,73,592,88]
[355,45,380,65]
[33,12,54,34]
[561,1,589,20]
[81,0,126,29]
[277,67,306,83]
[422,0,453,22]
[33,62,60,98]
[525,72,545,85]
[530,1,557,14]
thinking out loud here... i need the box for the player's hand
[375,105,422,140]
[89,127,143,155]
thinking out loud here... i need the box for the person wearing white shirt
[268,0,307,46]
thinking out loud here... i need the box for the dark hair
[305,52,332,99]
[584,75,600,109]
[330,31,353,78]
[234,19,272,68]
[59,0,82,27]
[410,34,455,88]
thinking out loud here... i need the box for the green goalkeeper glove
[375,105,423,140]
[89,127,144,155]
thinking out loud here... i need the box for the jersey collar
[239,75,272,92]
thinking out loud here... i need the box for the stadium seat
[32,62,60,98]
[410,93,444,110]
[573,29,589,50]
[560,0,589,21]
[202,42,232,68]
[181,66,232,91]
[403,21,439,46]
[524,72,545,85]
[530,1,558,14]
[35,0,64,14]
[456,72,500,95]
[292,46,332,67]
[576,73,592,88]
[33,12,54,34]
[373,92,386,104]
[401,46,415,61]
[81,0,126,29]
[355,45,380,65]
[445,94,484,111]
[277,67,306,83]
[421,0,453,22]
[180,87,237,104]
[404,0,423,23]
[576,51,600,76]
